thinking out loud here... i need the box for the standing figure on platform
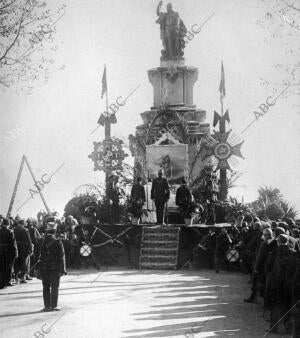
[131,177,146,222]
[156,1,187,60]
[176,179,192,222]
[151,169,170,225]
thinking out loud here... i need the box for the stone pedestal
[148,64,198,108]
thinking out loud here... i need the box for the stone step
[140,255,177,263]
[143,234,178,241]
[141,247,178,255]
[142,240,178,248]
[143,226,180,234]
[139,226,180,270]
[140,262,177,270]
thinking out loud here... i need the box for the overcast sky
[0,0,299,218]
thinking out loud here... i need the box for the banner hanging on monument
[146,144,188,182]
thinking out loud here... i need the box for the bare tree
[0,0,65,91]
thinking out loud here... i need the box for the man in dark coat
[240,221,262,275]
[0,219,18,288]
[39,218,66,312]
[151,169,170,225]
[131,177,146,204]
[14,219,32,284]
[27,218,41,278]
[244,228,274,303]
[291,254,300,337]
[176,179,192,211]
[214,227,232,273]
[131,177,146,222]
[266,234,297,334]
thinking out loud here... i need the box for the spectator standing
[14,219,32,284]
[0,219,18,288]
[39,218,66,312]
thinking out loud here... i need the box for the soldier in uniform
[176,179,192,210]
[131,177,146,205]
[131,177,146,222]
[14,219,32,284]
[176,179,192,223]
[151,169,170,225]
[0,218,18,288]
[39,217,66,312]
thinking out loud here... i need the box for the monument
[129,1,210,189]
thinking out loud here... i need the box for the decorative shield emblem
[226,248,239,262]
[80,244,92,257]
[89,137,128,172]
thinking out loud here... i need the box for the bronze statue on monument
[156,1,187,61]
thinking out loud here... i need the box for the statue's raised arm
[156,0,163,16]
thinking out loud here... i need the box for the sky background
[0,0,299,218]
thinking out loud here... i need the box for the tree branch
[0,0,17,12]
[0,18,23,62]
[5,56,39,72]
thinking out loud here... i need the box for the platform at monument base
[78,223,231,270]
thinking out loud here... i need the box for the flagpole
[104,64,110,141]
[219,61,225,133]
[219,61,227,201]
[101,63,111,199]
[220,61,224,118]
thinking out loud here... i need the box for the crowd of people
[0,214,88,290]
[0,215,67,311]
[197,214,300,335]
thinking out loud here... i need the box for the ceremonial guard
[14,219,32,284]
[176,179,192,219]
[131,177,146,205]
[0,218,18,288]
[151,169,170,225]
[39,217,66,312]
[130,177,146,222]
